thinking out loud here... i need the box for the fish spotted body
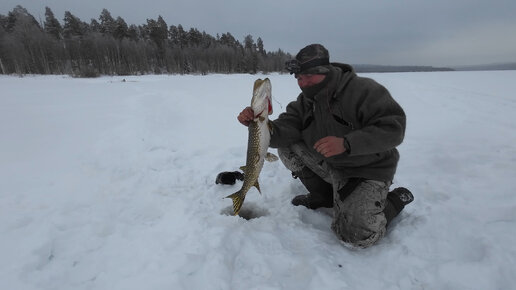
[226,78,277,215]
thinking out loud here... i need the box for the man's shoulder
[348,73,380,85]
[346,74,386,93]
[331,62,354,73]
[335,72,391,104]
[329,63,379,88]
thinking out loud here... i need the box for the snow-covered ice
[1,71,515,289]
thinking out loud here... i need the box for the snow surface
[1,71,516,290]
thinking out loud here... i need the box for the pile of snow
[1,71,515,289]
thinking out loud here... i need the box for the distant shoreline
[353,63,516,73]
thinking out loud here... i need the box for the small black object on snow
[215,171,244,185]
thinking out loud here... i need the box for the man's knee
[278,147,306,173]
[331,180,389,248]
[331,211,387,248]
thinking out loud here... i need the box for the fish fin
[239,166,247,172]
[226,190,246,215]
[265,152,278,162]
[267,121,274,134]
[258,116,265,122]
[254,181,261,194]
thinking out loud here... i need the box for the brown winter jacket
[269,63,406,182]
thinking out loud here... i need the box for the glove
[215,171,244,185]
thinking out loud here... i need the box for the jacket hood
[328,63,356,97]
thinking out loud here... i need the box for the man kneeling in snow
[236,44,413,248]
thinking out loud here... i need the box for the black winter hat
[285,44,331,75]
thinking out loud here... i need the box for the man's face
[295,74,326,88]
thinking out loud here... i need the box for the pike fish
[227,78,278,215]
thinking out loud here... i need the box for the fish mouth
[254,96,273,117]
[251,78,273,117]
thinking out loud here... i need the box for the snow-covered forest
[0,5,292,76]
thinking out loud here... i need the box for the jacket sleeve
[344,79,406,156]
[269,96,304,148]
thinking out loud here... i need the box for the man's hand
[314,136,346,157]
[237,107,255,126]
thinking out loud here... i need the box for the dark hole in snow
[221,203,269,220]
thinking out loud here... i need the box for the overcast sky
[2,0,515,67]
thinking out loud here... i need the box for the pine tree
[187,28,202,47]
[3,6,46,74]
[219,32,237,48]
[257,37,265,55]
[176,24,187,48]
[113,16,128,40]
[63,11,85,38]
[244,34,255,51]
[146,18,166,47]
[156,16,168,41]
[243,34,258,73]
[44,7,62,39]
[89,19,101,33]
[0,14,7,31]
[6,5,41,33]
[99,9,116,36]
[127,24,139,41]
[169,25,179,46]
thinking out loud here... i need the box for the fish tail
[226,190,246,216]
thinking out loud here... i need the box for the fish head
[251,78,273,118]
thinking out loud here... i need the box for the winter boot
[384,187,414,225]
[291,167,333,209]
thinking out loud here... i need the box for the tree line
[0,6,292,76]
